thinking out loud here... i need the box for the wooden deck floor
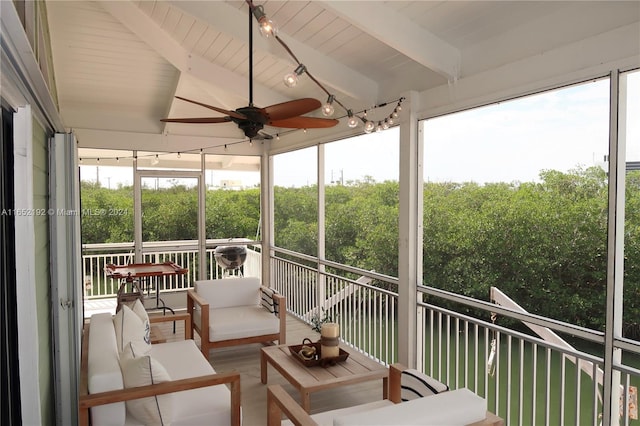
[155,311,386,426]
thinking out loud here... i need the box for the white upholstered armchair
[187,277,286,356]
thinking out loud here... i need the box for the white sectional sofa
[79,309,241,426]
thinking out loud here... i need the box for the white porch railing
[271,250,399,364]
[270,248,640,426]
[81,241,262,298]
[82,243,640,425]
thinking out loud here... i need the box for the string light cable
[245,0,403,133]
[80,2,406,164]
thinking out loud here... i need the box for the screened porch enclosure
[79,70,640,426]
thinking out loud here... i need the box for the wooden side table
[261,343,388,413]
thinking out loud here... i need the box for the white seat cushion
[203,306,280,342]
[282,400,393,426]
[333,388,487,426]
[148,339,237,426]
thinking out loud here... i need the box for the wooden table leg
[383,376,389,399]
[301,390,311,413]
[261,349,268,384]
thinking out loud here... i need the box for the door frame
[133,168,206,280]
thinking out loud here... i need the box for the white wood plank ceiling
[45,1,639,153]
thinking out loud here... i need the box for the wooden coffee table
[261,343,388,413]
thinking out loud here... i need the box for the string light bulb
[347,110,358,128]
[151,154,159,165]
[283,64,306,88]
[321,95,335,117]
[363,120,375,134]
[177,152,181,158]
[252,5,277,38]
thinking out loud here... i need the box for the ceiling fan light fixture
[322,95,335,117]
[283,64,306,88]
[252,5,278,38]
[347,110,358,128]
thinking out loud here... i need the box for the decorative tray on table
[288,338,349,368]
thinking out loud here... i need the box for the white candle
[320,323,340,358]
[321,343,340,358]
[321,323,339,338]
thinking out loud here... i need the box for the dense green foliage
[80,167,640,337]
[80,181,261,242]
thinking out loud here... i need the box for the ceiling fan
[161,3,338,140]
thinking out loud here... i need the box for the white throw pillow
[120,354,173,425]
[113,304,150,353]
[131,298,151,345]
[121,340,152,360]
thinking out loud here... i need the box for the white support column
[261,149,274,287]
[198,153,206,280]
[133,152,142,262]
[397,91,422,368]
[602,70,626,426]
[317,145,326,317]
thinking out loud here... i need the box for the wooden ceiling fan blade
[175,96,247,120]
[160,117,231,124]
[263,98,321,121]
[269,116,339,129]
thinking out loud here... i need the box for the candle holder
[320,323,340,359]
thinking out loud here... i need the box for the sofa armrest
[148,312,191,339]
[79,371,241,426]
[267,384,317,426]
[187,288,210,355]
[187,288,209,309]
[273,293,287,345]
[388,363,406,403]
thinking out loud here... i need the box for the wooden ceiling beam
[97,0,288,108]
[168,0,378,104]
[320,1,461,82]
